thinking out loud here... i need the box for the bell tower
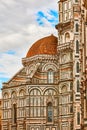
[56,0,82,129]
[80,0,87,129]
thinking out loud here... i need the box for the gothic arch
[28,87,42,95]
[59,83,69,93]
[43,87,58,95]
[19,87,26,93]
[61,85,67,93]
[43,87,58,121]
[28,87,42,118]
[11,91,17,98]
[42,62,58,72]
[19,89,25,96]
[3,92,9,99]
[65,32,70,43]
[26,63,40,75]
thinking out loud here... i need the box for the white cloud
[0,0,58,88]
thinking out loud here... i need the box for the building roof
[26,34,58,58]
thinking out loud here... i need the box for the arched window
[19,90,24,97]
[76,40,79,53]
[3,93,9,99]
[12,104,17,124]
[76,23,79,32]
[77,112,80,125]
[12,91,16,99]
[19,90,25,106]
[77,80,80,92]
[61,85,67,93]
[70,105,73,113]
[76,62,79,73]
[48,70,54,83]
[29,89,41,117]
[70,82,73,90]
[65,32,70,42]
[19,90,25,117]
[3,93,9,109]
[47,102,53,122]
[64,2,67,11]
[70,94,73,101]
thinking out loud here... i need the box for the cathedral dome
[26,34,58,58]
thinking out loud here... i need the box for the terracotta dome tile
[26,35,58,58]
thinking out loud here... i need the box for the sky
[0,0,58,97]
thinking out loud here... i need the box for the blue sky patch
[5,50,16,55]
[37,11,45,18]
[0,77,9,89]
[0,77,9,82]
[48,10,58,17]
[36,9,58,27]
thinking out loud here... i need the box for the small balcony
[57,41,73,52]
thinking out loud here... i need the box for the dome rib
[26,35,58,58]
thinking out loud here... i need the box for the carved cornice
[2,81,26,89]
[55,21,73,32]
[22,55,58,66]
[57,41,73,52]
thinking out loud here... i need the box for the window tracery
[70,105,73,113]
[3,93,9,109]
[77,80,80,92]
[65,32,70,43]
[3,93,9,99]
[76,40,79,53]
[76,62,79,73]
[77,112,80,125]
[47,102,53,122]
[29,89,41,117]
[70,82,73,90]
[12,91,17,99]
[76,23,79,32]
[19,90,25,117]
[61,85,67,93]
[61,54,67,63]
[19,89,25,96]
[59,85,71,116]
[48,70,54,84]
[3,111,8,119]
[12,104,17,124]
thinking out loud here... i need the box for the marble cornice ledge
[55,20,73,31]
[2,82,27,88]
[22,55,58,66]
[57,41,73,52]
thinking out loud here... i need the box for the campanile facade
[56,0,87,129]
